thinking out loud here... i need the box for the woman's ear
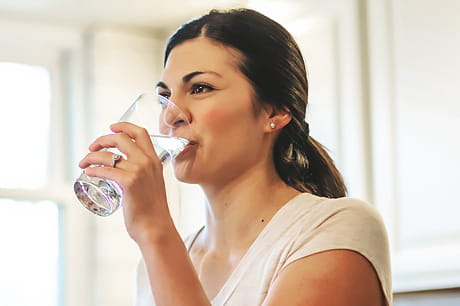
[264,106,292,132]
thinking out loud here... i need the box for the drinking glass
[74,93,191,216]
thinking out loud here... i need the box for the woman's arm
[263,249,386,306]
[80,122,210,306]
[136,225,210,306]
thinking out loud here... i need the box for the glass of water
[74,93,191,216]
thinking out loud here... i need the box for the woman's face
[157,37,272,186]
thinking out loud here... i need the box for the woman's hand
[78,122,174,243]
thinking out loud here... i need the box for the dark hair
[165,8,347,198]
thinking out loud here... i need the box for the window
[0,199,61,306]
[0,62,51,188]
[0,62,62,306]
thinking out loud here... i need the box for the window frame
[0,18,93,306]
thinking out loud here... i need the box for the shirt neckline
[189,193,314,303]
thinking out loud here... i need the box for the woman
[80,8,392,306]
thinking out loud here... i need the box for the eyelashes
[191,83,214,95]
[157,89,171,99]
[156,83,215,98]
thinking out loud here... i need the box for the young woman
[80,8,392,306]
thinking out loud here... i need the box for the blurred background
[0,0,459,305]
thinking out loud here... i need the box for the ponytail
[274,119,347,198]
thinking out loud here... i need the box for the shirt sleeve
[283,197,392,305]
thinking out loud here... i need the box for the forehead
[162,37,242,79]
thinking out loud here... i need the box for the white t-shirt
[135,193,392,305]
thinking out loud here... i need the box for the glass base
[74,172,122,217]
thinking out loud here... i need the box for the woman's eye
[157,92,170,99]
[191,84,213,95]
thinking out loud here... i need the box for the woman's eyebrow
[155,81,169,90]
[183,71,222,82]
[183,71,204,83]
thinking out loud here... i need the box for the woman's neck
[199,164,300,254]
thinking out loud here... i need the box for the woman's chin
[171,161,199,184]
[173,173,200,185]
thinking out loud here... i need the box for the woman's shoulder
[281,193,389,252]
[283,193,390,265]
[280,193,392,304]
[323,196,386,229]
[288,193,385,226]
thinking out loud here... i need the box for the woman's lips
[176,141,198,158]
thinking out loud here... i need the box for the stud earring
[270,122,276,129]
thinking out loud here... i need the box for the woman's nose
[170,95,192,124]
[159,96,191,134]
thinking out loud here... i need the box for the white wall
[250,0,460,296]
[367,0,460,292]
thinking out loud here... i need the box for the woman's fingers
[110,122,156,154]
[83,165,122,182]
[78,150,125,169]
[79,122,165,200]
[86,122,157,160]
[88,132,137,154]
[78,122,172,241]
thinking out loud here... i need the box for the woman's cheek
[200,108,234,131]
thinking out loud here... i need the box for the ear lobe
[265,108,292,132]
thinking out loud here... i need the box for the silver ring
[111,153,122,168]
